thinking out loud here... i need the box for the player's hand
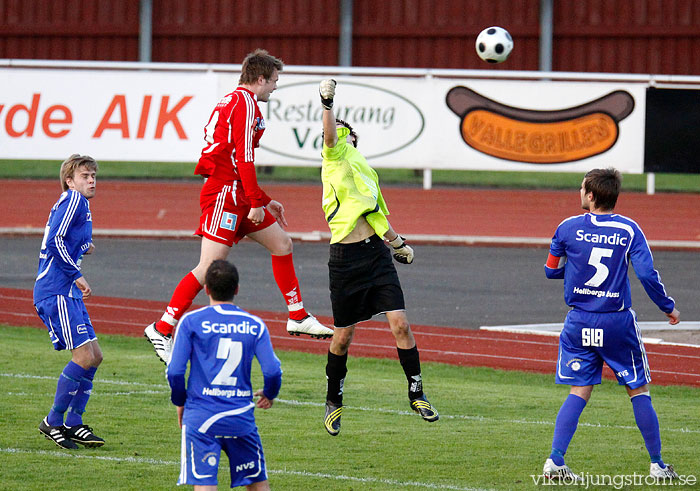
[319,79,336,110]
[266,200,288,228]
[76,276,92,298]
[254,390,273,409]
[247,206,265,225]
[176,406,184,428]
[84,243,95,255]
[388,235,414,264]
[666,308,680,325]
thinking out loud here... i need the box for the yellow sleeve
[321,127,350,161]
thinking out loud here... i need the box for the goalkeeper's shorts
[328,234,405,328]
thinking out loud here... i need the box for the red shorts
[195,178,276,246]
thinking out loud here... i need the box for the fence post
[423,169,432,190]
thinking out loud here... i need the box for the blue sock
[550,394,587,465]
[65,366,97,427]
[47,361,88,426]
[631,394,663,465]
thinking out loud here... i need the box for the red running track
[2,180,700,243]
[3,287,699,388]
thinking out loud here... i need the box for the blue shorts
[35,295,96,351]
[556,308,651,389]
[178,424,267,488]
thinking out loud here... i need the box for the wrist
[388,235,403,247]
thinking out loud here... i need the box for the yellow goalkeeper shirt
[321,127,390,244]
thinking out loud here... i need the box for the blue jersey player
[542,168,680,482]
[35,154,105,449]
[167,260,282,490]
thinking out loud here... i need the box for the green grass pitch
[1,324,698,490]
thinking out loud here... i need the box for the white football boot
[542,458,583,483]
[650,462,679,480]
[144,323,173,364]
[286,314,333,339]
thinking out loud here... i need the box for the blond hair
[60,154,98,192]
[239,49,284,85]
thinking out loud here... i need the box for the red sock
[271,253,308,320]
[155,272,203,335]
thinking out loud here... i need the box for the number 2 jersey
[545,212,674,314]
[167,304,282,436]
[33,190,93,304]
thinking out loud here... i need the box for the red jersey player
[145,49,333,364]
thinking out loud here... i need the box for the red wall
[1,0,698,74]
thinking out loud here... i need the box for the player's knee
[333,337,351,353]
[91,350,103,367]
[331,330,353,352]
[390,319,411,338]
[276,234,293,255]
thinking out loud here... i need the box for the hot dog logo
[446,86,634,164]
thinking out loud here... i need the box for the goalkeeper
[318,79,438,436]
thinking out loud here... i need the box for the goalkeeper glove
[319,79,336,110]
[388,235,414,264]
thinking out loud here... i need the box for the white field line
[267,336,700,377]
[276,399,700,435]
[0,447,494,491]
[0,372,168,389]
[4,372,697,435]
[6,390,167,397]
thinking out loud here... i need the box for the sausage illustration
[446,86,635,164]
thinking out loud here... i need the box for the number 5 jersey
[544,213,675,314]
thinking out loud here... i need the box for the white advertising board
[1,66,646,173]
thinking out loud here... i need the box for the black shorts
[328,234,405,328]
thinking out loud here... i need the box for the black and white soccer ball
[475,26,513,64]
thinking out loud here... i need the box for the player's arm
[46,192,85,281]
[230,95,272,210]
[544,253,566,279]
[544,230,566,279]
[166,320,192,407]
[254,324,282,404]
[628,228,677,319]
[321,79,338,148]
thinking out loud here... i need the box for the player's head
[205,260,240,302]
[60,154,98,197]
[581,167,621,211]
[239,49,284,102]
[336,118,358,148]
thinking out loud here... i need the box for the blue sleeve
[628,226,675,313]
[167,318,193,406]
[545,225,566,279]
[46,192,83,281]
[255,325,282,400]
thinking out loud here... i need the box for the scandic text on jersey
[201,320,259,335]
[575,230,628,246]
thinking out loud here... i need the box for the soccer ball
[475,26,513,64]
